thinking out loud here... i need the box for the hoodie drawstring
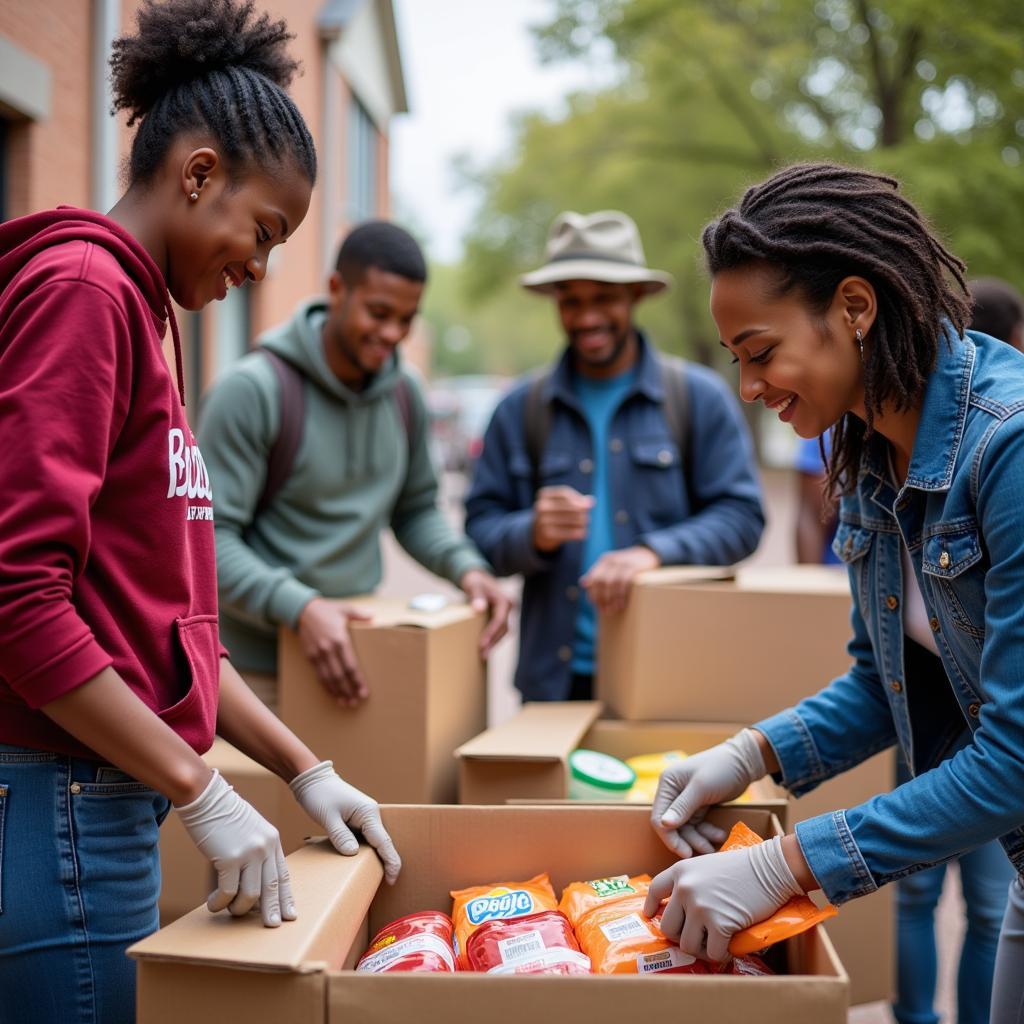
[165,299,187,407]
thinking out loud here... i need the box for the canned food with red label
[356,911,457,973]
[466,910,591,975]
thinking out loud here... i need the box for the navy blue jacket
[464,334,765,700]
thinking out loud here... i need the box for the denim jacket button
[609,438,624,454]
[615,510,629,525]
[657,449,672,465]
[929,616,940,632]
[70,782,82,795]
[939,551,951,569]
[886,594,899,611]
[969,702,981,717]
[566,585,579,601]
[558,645,572,662]
[579,458,594,475]
[890,680,903,693]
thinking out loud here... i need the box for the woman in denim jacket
[644,162,1024,1022]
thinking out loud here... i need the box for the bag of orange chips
[721,822,838,956]
[559,874,709,976]
[450,873,558,969]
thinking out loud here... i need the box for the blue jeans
[893,763,1014,1024]
[0,743,170,1024]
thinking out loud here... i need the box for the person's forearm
[751,728,780,774]
[781,833,820,892]
[216,659,319,783]
[40,667,212,806]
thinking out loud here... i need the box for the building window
[347,95,377,222]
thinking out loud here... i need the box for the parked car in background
[427,375,512,473]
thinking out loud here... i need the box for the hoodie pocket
[160,615,220,748]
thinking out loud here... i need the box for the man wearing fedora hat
[465,210,764,701]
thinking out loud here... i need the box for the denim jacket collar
[860,328,975,499]
[547,329,664,407]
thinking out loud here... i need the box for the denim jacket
[757,330,1024,904]
[465,333,764,700]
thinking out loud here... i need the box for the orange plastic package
[450,873,558,969]
[559,874,710,976]
[722,822,838,956]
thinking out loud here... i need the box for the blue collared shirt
[757,329,1024,903]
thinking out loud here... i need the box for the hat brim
[519,259,673,296]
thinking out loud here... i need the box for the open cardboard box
[278,596,486,807]
[455,701,788,826]
[132,804,848,1024]
[597,564,854,722]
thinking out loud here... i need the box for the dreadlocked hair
[110,0,316,186]
[702,162,970,498]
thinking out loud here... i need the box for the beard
[570,324,632,369]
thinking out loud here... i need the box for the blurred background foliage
[424,0,1024,378]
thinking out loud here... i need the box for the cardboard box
[132,804,849,1024]
[279,597,486,807]
[455,701,788,825]
[597,564,854,722]
[158,738,298,925]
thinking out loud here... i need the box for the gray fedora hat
[520,210,673,295]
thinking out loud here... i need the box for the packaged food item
[356,911,457,973]
[568,749,636,801]
[465,910,591,975]
[560,874,709,976]
[451,873,558,968]
[721,821,838,956]
[623,750,752,804]
[728,954,776,976]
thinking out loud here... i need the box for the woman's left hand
[643,837,802,962]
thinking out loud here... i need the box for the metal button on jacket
[579,458,594,475]
[657,449,672,465]
[939,551,951,569]
[929,616,940,632]
[566,585,579,601]
[70,782,82,794]
[886,595,899,611]
[609,438,624,453]
[614,510,629,525]
[890,680,903,693]
[558,645,572,662]
[969,702,981,717]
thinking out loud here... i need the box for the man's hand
[296,597,373,707]
[532,486,594,552]
[176,770,296,928]
[643,837,803,962]
[289,761,402,884]
[581,545,660,613]
[651,730,767,857]
[459,569,514,655]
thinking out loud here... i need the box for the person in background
[0,3,400,1022]
[465,210,764,701]
[794,432,839,565]
[968,277,1024,352]
[646,162,1024,1024]
[199,221,511,711]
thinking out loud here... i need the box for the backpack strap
[657,353,693,505]
[524,369,553,496]
[393,374,415,449]
[254,349,306,519]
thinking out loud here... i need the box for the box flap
[130,841,383,972]
[344,595,478,630]
[734,564,850,595]
[633,565,736,588]
[455,701,602,762]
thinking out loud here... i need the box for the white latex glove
[643,836,803,962]
[176,770,295,928]
[651,729,767,857]
[289,761,402,884]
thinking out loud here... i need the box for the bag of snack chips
[466,910,591,975]
[356,911,457,973]
[721,821,838,956]
[450,873,558,969]
[560,874,709,976]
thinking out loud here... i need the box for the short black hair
[335,220,427,287]
[110,0,316,186]
[702,162,970,498]
[969,277,1024,344]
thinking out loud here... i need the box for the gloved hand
[643,836,803,962]
[289,761,402,884]
[651,729,767,857]
[176,770,295,928]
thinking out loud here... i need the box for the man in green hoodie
[198,221,511,710]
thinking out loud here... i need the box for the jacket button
[558,645,572,662]
[929,616,940,632]
[843,536,853,556]
[890,680,903,693]
[70,782,82,795]
[968,702,981,717]
[886,595,899,611]
[609,438,624,454]
[615,510,629,525]
[566,585,579,601]
[939,551,951,569]
[579,458,594,475]
[657,449,672,465]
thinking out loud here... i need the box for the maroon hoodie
[0,208,220,758]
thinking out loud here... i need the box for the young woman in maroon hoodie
[0,3,400,1021]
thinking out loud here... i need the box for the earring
[189,191,199,202]
[855,327,864,362]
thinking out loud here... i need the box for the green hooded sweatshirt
[197,298,488,673]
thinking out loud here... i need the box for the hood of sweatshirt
[0,206,186,404]
[259,296,404,402]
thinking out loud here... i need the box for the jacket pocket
[0,781,7,914]
[160,615,220,749]
[833,522,875,610]
[629,438,684,519]
[921,525,985,641]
